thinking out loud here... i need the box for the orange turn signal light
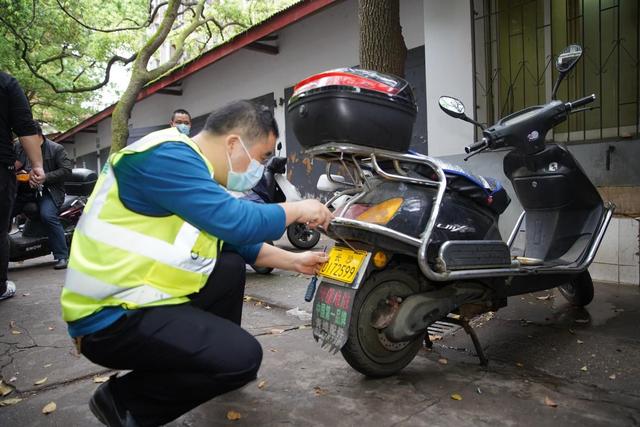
[356,198,403,225]
[372,251,389,269]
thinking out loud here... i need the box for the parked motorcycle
[243,143,321,274]
[287,46,613,377]
[9,168,97,263]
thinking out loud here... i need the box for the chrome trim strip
[507,211,526,248]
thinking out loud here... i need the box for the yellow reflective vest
[61,128,220,323]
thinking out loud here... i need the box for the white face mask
[226,138,265,192]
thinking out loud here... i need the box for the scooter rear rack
[304,142,615,282]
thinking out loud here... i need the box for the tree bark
[358,0,407,77]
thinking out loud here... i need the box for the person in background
[15,123,73,269]
[169,108,192,136]
[0,71,45,301]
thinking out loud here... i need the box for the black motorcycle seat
[413,159,511,215]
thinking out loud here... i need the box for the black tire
[341,266,424,378]
[558,271,594,307]
[287,222,321,249]
[250,241,274,274]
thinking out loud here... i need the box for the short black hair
[203,100,279,142]
[171,109,191,121]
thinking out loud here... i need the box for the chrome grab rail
[304,142,615,282]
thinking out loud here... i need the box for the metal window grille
[473,0,639,143]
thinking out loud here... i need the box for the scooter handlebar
[566,94,596,111]
[464,137,489,154]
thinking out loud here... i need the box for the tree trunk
[358,0,407,77]
[109,0,181,153]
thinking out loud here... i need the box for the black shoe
[53,258,68,270]
[89,380,140,427]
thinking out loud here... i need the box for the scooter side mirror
[438,96,487,130]
[551,44,583,99]
[438,96,466,119]
[317,174,348,192]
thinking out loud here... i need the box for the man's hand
[280,199,334,230]
[292,251,329,275]
[29,166,45,187]
[253,244,328,275]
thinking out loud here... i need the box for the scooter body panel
[504,144,604,262]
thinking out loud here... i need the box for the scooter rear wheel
[558,271,594,307]
[341,266,424,378]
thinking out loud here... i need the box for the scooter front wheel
[341,266,424,378]
[558,271,594,307]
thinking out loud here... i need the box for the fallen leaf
[536,295,553,301]
[451,393,463,401]
[0,381,13,397]
[544,396,558,408]
[270,328,285,335]
[574,319,589,324]
[438,358,448,365]
[34,377,48,385]
[226,410,241,421]
[93,376,110,383]
[516,362,524,368]
[313,386,328,396]
[577,340,584,344]
[243,296,252,302]
[47,326,55,331]
[580,365,588,372]
[269,348,278,353]
[42,401,57,414]
[257,380,267,389]
[22,293,30,297]
[609,374,616,380]
[429,335,443,342]
[43,363,52,368]
[0,397,22,406]
[8,377,16,383]
[265,305,272,310]
[568,329,575,335]
[254,301,263,307]
[476,387,482,394]
[10,330,21,335]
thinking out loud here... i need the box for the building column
[423,0,475,157]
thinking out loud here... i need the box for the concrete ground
[1,240,639,426]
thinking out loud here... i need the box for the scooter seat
[431,159,511,215]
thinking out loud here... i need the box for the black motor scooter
[9,168,97,263]
[287,45,613,377]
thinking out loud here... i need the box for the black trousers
[0,165,16,291]
[81,250,262,426]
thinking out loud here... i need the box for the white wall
[130,0,425,153]
[423,0,475,156]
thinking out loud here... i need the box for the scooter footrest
[437,240,511,271]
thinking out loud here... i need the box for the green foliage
[0,0,148,131]
[0,0,296,133]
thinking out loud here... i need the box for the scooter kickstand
[451,318,489,366]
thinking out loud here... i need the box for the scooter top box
[64,168,97,196]
[287,68,417,152]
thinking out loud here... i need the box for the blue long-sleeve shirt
[68,142,285,337]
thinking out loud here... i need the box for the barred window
[473,0,639,143]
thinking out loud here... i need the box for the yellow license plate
[319,247,368,284]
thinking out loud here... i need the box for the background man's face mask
[226,138,264,192]
[176,124,191,135]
